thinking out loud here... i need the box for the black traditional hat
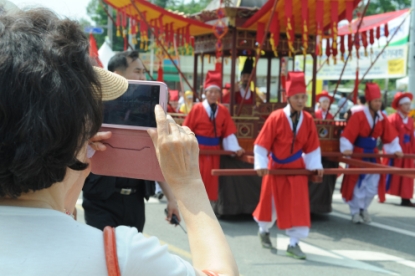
[241,57,254,75]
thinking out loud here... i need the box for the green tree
[365,0,410,16]
[166,0,210,15]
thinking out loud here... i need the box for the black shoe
[401,199,415,207]
[258,231,273,249]
[153,191,164,200]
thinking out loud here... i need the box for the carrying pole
[408,0,415,106]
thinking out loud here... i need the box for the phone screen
[103,83,160,127]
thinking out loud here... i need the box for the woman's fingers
[154,105,169,137]
[90,131,112,142]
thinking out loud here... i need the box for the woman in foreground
[0,7,238,276]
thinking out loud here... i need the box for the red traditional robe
[315,109,334,120]
[253,105,322,229]
[222,88,254,104]
[167,103,176,113]
[341,107,400,203]
[382,112,415,199]
[183,102,238,201]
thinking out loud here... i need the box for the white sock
[259,226,269,234]
[289,237,299,246]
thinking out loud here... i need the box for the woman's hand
[147,105,201,189]
[166,199,181,224]
[88,131,112,151]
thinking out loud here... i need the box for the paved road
[76,181,415,276]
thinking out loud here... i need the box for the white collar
[240,86,252,99]
[283,104,303,133]
[202,99,218,118]
[398,111,409,124]
[363,106,384,127]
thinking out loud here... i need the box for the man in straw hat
[340,83,403,224]
[382,92,415,207]
[183,70,245,202]
[315,90,334,120]
[253,72,323,260]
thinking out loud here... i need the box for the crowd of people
[0,5,414,275]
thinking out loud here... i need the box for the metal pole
[150,33,154,77]
[193,53,198,101]
[107,6,113,49]
[266,56,271,103]
[408,3,415,106]
[201,54,205,95]
[230,29,237,115]
[277,57,282,103]
[311,54,317,108]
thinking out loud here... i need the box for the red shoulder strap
[103,226,121,276]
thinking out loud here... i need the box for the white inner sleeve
[383,137,402,154]
[222,134,242,152]
[254,145,269,170]
[87,145,96,158]
[303,147,323,170]
[340,137,354,153]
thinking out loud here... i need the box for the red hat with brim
[316,90,333,103]
[204,70,221,91]
[365,83,381,102]
[392,92,413,110]
[286,72,306,97]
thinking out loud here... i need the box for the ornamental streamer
[301,0,308,56]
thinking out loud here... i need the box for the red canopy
[338,8,409,35]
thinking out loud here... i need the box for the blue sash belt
[403,134,411,144]
[354,136,377,187]
[271,150,303,164]
[196,135,220,146]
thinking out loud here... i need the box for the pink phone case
[91,125,165,182]
[90,80,167,182]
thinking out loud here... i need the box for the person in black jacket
[82,51,180,232]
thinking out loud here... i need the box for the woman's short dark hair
[0,8,103,197]
[359,95,367,104]
[108,50,139,72]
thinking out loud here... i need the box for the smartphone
[91,80,168,182]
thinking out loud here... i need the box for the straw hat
[93,67,128,101]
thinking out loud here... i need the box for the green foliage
[165,0,210,15]
[365,0,411,16]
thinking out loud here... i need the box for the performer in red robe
[222,57,255,104]
[253,72,323,260]
[340,83,402,224]
[383,92,415,207]
[315,91,334,120]
[183,70,245,201]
